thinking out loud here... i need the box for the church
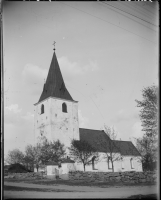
[34,46,142,174]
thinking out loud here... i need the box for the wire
[101,2,158,27]
[66,84,105,122]
[90,96,105,121]
[122,2,156,20]
[59,2,157,44]
[98,1,157,32]
[141,2,158,15]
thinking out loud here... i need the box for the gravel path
[4,181,158,199]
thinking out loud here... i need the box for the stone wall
[5,172,44,179]
[69,171,157,183]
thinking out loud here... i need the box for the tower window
[41,104,44,114]
[62,103,67,113]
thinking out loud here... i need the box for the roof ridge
[79,128,105,132]
[113,140,131,142]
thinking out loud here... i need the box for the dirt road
[4,181,158,199]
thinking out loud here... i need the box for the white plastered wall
[74,153,143,172]
[34,97,80,147]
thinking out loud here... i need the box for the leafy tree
[24,143,42,172]
[69,139,99,171]
[24,144,38,171]
[135,85,158,171]
[5,137,66,172]
[135,85,158,137]
[5,149,25,165]
[24,143,43,172]
[40,138,66,164]
[135,135,157,171]
[33,143,43,172]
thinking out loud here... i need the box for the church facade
[34,48,142,173]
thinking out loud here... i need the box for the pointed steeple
[38,50,73,103]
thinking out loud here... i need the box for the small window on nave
[130,158,134,169]
[41,104,44,114]
[92,156,97,170]
[121,157,124,169]
[62,102,67,113]
[108,156,112,169]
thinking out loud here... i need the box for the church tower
[34,46,80,147]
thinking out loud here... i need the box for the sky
[3,1,159,156]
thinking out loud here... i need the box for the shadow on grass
[127,194,157,199]
[4,185,73,192]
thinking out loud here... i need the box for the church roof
[113,140,141,156]
[79,128,119,153]
[79,128,141,156]
[61,158,75,163]
[38,51,74,103]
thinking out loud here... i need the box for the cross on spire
[53,41,56,51]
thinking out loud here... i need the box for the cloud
[111,108,139,123]
[22,64,47,94]
[21,112,34,121]
[21,58,98,94]
[5,104,22,114]
[4,104,35,153]
[78,109,89,128]
[4,104,33,125]
[58,56,99,80]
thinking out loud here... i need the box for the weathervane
[53,41,56,51]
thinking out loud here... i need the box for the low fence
[69,171,157,183]
[5,172,44,179]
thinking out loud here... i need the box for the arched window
[130,158,134,169]
[41,104,44,114]
[62,103,67,113]
[92,156,97,170]
[108,156,112,169]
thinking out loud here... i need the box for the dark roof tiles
[38,52,74,103]
[113,140,141,156]
[79,128,141,156]
[79,128,119,153]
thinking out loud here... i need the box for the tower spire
[37,45,74,103]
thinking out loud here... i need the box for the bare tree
[69,139,99,171]
[96,125,121,172]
